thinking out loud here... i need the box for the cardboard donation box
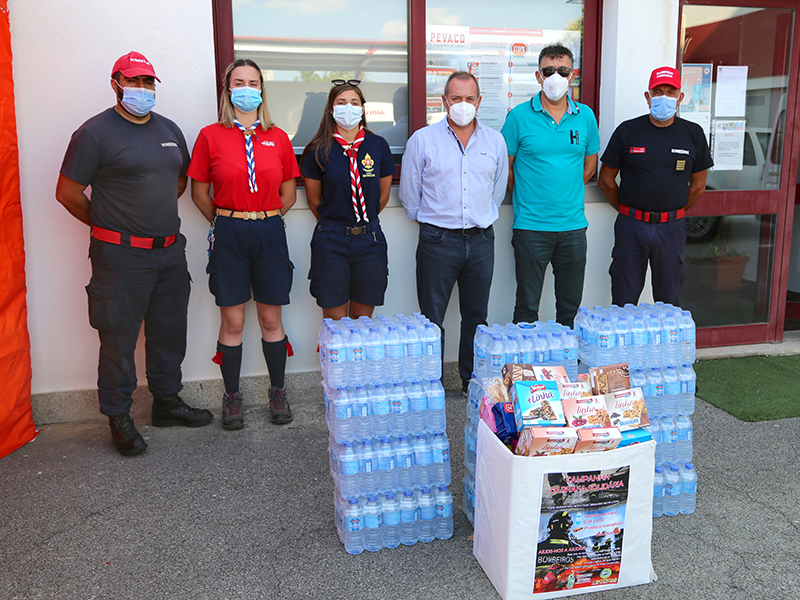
[473,421,656,600]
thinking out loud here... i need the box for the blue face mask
[118,86,156,117]
[649,94,678,121]
[230,86,263,114]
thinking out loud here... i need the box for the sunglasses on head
[331,79,361,86]
[540,66,572,78]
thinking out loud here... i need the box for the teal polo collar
[531,91,579,115]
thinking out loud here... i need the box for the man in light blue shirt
[502,44,600,328]
[400,71,508,392]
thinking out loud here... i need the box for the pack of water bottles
[473,321,579,384]
[462,379,481,526]
[319,314,453,554]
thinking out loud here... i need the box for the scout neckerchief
[234,118,260,193]
[332,127,368,222]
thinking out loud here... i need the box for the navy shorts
[308,220,388,309]
[207,214,294,307]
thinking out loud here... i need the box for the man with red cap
[598,66,713,307]
[56,52,212,456]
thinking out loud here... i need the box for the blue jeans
[416,223,494,382]
[512,228,587,328]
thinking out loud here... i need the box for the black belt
[426,223,491,236]
[619,203,685,224]
[316,220,380,235]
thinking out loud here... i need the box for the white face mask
[542,72,570,102]
[447,100,476,127]
[333,104,363,130]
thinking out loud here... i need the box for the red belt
[618,203,684,224]
[92,226,178,249]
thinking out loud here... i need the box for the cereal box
[511,380,566,429]
[561,393,612,429]
[604,388,650,431]
[501,363,536,393]
[574,427,623,453]
[589,363,630,395]
[557,381,593,401]
[516,426,578,457]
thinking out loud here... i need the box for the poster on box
[534,467,631,594]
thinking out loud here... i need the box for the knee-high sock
[262,336,288,390]
[217,342,242,394]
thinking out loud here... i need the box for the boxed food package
[491,401,518,444]
[618,427,653,448]
[501,363,537,393]
[516,426,578,457]
[511,380,566,430]
[589,363,630,395]
[530,365,570,384]
[574,427,623,453]
[557,381,593,401]
[604,388,651,431]
[577,372,590,383]
[561,393,612,429]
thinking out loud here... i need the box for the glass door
[679,1,799,347]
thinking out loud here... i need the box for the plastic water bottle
[519,332,535,365]
[644,416,663,465]
[332,386,354,442]
[338,441,360,497]
[614,314,630,365]
[563,330,579,382]
[426,379,446,433]
[400,490,419,545]
[505,333,521,365]
[347,328,366,385]
[365,326,385,384]
[645,312,663,367]
[327,329,347,387]
[358,439,378,495]
[395,435,415,489]
[343,498,364,554]
[417,487,437,543]
[548,331,564,367]
[662,365,680,417]
[464,421,477,475]
[660,415,677,464]
[352,385,372,440]
[435,485,454,539]
[630,366,647,394]
[362,495,383,552]
[376,436,398,492]
[407,380,428,435]
[466,380,480,424]
[653,466,665,518]
[679,311,696,364]
[532,332,547,365]
[369,383,391,438]
[384,325,404,382]
[413,434,433,488]
[473,325,489,379]
[630,315,647,369]
[664,464,681,516]
[488,335,504,377]
[663,311,680,366]
[679,363,696,415]
[596,317,615,366]
[431,432,451,486]
[389,381,410,435]
[680,463,698,514]
[675,414,693,463]
[381,492,401,549]
[404,324,423,381]
[421,322,442,379]
[462,470,475,526]
[646,367,664,419]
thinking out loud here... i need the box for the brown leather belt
[92,226,177,249]
[214,208,281,220]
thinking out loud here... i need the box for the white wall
[12,0,673,397]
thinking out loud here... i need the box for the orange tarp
[0,0,36,459]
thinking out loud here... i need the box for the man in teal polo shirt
[502,43,600,328]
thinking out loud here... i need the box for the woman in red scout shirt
[188,59,299,429]
[302,80,395,319]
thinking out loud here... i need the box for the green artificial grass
[694,355,800,421]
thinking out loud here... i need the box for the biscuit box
[501,363,536,394]
[530,365,569,384]
[561,393,613,429]
[574,427,623,453]
[491,401,518,444]
[557,381,593,401]
[618,427,653,448]
[515,426,578,457]
[511,380,566,430]
[604,387,651,431]
[589,362,630,395]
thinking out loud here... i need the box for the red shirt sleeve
[279,129,300,181]
[186,127,211,182]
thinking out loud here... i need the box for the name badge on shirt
[630,147,646,154]
[676,160,686,171]
[361,153,376,178]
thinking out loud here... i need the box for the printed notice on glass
[680,63,712,141]
[532,467,630,594]
[711,120,746,171]
[714,65,748,117]
[426,25,580,132]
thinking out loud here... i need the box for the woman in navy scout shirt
[302,80,396,320]
[188,59,299,430]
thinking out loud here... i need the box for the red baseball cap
[111,51,161,82]
[648,67,680,90]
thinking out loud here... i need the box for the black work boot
[268,386,293,425]
[151,395,213,428]
[109,414,147,456]
[221,391,245,430]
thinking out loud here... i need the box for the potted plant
[698,233,750,291]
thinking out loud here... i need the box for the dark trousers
[609,214,686,307]
[512,228,587,328]
[416,223,494,382]
[86,236,190,416]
